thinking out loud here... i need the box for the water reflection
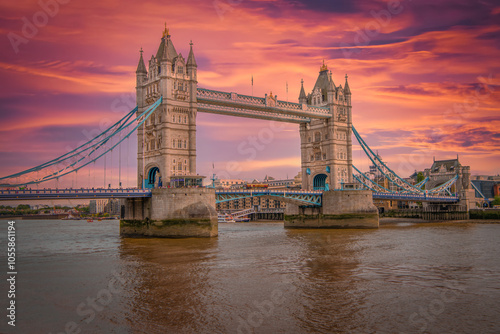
[115,224,381,333]
[284,229,376,333]
[118,237,220,333]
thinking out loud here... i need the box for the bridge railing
[216,189,323,195]
[0,188,151,196]
[372,192,459,202]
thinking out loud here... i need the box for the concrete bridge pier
[284,190,379,229]
[120,188,218,238]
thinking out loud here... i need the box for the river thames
[0,219,499,333]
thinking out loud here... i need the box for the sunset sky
[0,0,499,188]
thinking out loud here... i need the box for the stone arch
[313,173,328,191]
[144,164,162,189]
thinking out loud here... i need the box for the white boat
[218,214,235,223]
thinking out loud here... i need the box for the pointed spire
[162,22,170,38]
[299,78,307,103]
[156,24,177,62]
[344,74,351,95]
[187,40,197,67]
[320,59,328,72]
[328,70,335,91]
[136,47,147,74]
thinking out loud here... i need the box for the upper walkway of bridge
[196,88,331,123]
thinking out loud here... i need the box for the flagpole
[251,74,254,96]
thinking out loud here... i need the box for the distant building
[89,200,106,214]
[216,172,303,213]
[104,199,121,215]
[213,179,246,189]
[471,175,500,202]
[216,196,286,213]
[30,204,49,210]
[473,175,500,181]
[262,174,300,189]
[424,158,470,194]
[471,179,499,201]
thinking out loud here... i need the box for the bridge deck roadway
[0,188,459,203]
[0,188,152,200]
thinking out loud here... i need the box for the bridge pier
[421,189,476,221]
[284,190,379,229]
[120,188,218,238]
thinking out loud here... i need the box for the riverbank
[380,217,500,225]
[0,215,119,220]
[0,214,68,220]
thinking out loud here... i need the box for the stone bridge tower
[135,26,198,188]
[300,62,353,190]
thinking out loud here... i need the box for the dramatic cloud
[0,0,498,187]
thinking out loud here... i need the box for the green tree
[16,204,30,210]
[416,172,425,182]
[492,196,500,206]
[416,172,425,189]
[76,206,90,213]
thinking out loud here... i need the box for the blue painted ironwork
[426,174,458,194]
[352,126,424,194]
[216,189,322,206]
[352,164,394,193]
[415,177,429,189]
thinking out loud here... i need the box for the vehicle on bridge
[245,184,268,189]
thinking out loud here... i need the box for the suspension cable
[1,98,162,187]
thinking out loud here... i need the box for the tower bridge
[135,26,353,192]
[0,25,473,236]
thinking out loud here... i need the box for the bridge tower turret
[299,62,353,190]
[136,25,198,188]
[136,48,147,108]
